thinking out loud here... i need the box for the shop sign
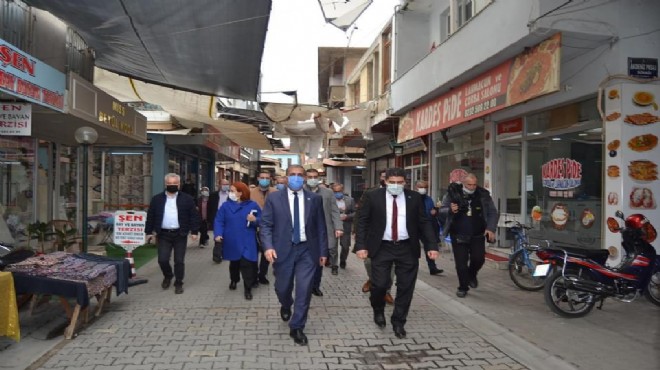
[113,211,147,250]
[401,137,427,155]
[0,103,31,136]
[0,38,65,112]
[398,33,561,142]
[205,125,240,160]
[628,58,658,79]
[497,118,523,136]
[542,158,582,190]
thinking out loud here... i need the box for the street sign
[112,210,147,251]
[628,57,658,79]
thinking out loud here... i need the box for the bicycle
[506,220,550,291]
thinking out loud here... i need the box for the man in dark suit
[260,165,328,345]
[145,173,200,294]
[355,167,439,339]
[331,183,355,269]
[207,178,230,262]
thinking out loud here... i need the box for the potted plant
[53,223,79,252]
[25,221,53,254]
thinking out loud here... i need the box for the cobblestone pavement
[12,243,579,370]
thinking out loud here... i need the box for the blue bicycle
[506,220,550,291]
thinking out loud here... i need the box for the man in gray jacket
[439,173,498,298]
[305,168,342,296]
[331,183,355,269]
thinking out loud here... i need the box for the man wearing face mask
[275,175,287,191]
[355,167,439,339]
[145,173,200,294]
[250,171,277,285]
[208,179,231,262]
[304,168,342,294]
[331,183,355,269]
[415,180,444,276]
[439,173,498,298]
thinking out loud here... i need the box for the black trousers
[370,241,418,327]
[199,220,209,245]
[229,257,258,290]
[157,232,188,285]
[450,235,486,291]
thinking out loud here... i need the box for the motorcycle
[535,211,660,318]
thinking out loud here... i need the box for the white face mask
[463,187,476,195]
[228,192,239,201]
[417,188,427,195]
[307,178,320,187]
[201,191,209,197]
[387,184,404,196]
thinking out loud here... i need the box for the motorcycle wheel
[644,269,660,307]
[544,268,596,318]
[508,249,547,291]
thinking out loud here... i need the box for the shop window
[0,137,35,245]
[381,27,391,91]
[527,98,599,136]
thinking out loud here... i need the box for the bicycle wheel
[508,248,547,291]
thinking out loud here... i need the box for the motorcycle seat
[551,246,610,261]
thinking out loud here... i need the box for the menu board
[604,83,659,264]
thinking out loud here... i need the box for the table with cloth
[5,252,130,339]
[0,271,20,342]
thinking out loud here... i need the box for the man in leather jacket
[439,173,498,298]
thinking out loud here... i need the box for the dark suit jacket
[207,191,228,226]
[259,189,329,263]
[145,191,200,236]
[355,188,438,259]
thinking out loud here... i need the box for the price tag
[533,263,551,277]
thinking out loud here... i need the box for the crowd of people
[145,167,499,345]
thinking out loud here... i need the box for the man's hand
[340,214,347,221]
[427,250,439,260]
[214,236,223,242]
[146,234,156,244]
[335,230,343,238]
[319,257,328,266]
[450,203,459,213]
[190,234,198,241]
[485,230,496,243]
[356,250,368,260]
[430,208,437,216]
[264,249,277,263]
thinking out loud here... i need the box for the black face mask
[166,185,179,193]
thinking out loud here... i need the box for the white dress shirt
[287,188,306,242]
[383,192,408,241]
[161,193,180,229]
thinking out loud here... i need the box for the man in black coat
[355,167,439,339]
[145,173,200,294]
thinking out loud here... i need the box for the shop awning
[317,0,372,31]
[23,0,271,100]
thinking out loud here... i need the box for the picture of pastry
[551,203,569,230]
[608,89,619,99]
[606,112,621,121]
[581,208,595,229]
[607,217,620,233]
[607,165,620,178]
[633,91,655,108]
[485,149,490,158]
[627,133,658,152]
[531,205,542,221]
[624,113,659,125]
[484,179,490,189]
[485,165,490,174]
[607,139,620,151]
[608,192,619,205]
[630,187,655,209]
[628,160,658,181]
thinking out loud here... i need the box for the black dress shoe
[252,281,259,288]
[161,277,172,289]
[311,288,323,297]
[339,261,346,269]
[374,312,386,328]
[331,266,338,275]
[290,329,308,345]
[174,285,183,294]
[430,268,444,275]
[469,277,479,289]
[229,281,237,290]
[456,289,468,298]
[280,307,291,322]
[393,325,406,339]
[244,290,253,300]
[258,277,270,285]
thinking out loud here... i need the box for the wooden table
[0,271,20,342]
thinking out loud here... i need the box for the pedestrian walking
[251,170,277,285]
[416,180,444,275]
[305,168,342,294]
[197,186,211,247]
[260,165,328,345]
[208,179,230,262]
[213,182,261,300]
[439,173,499,298]
[355,167,439,339]
[145,173,200,294]
[331,183,355,269]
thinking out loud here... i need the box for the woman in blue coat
[213,181,261,300]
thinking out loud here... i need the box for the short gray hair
[164,173,180,182]
[287,164,305,175]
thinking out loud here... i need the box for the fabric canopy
[94,68,272,150]
[317,0,373,31]
[24,0,272,100]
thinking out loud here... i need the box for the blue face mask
[221,185,230,192]
[276,183,286,191]
[334,192,343,199]
[258,179,271,188]
[288,176,304,191]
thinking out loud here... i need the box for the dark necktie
[293,191,301,244]
[392,195,398,241]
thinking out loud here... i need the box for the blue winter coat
[213,199,261,262]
